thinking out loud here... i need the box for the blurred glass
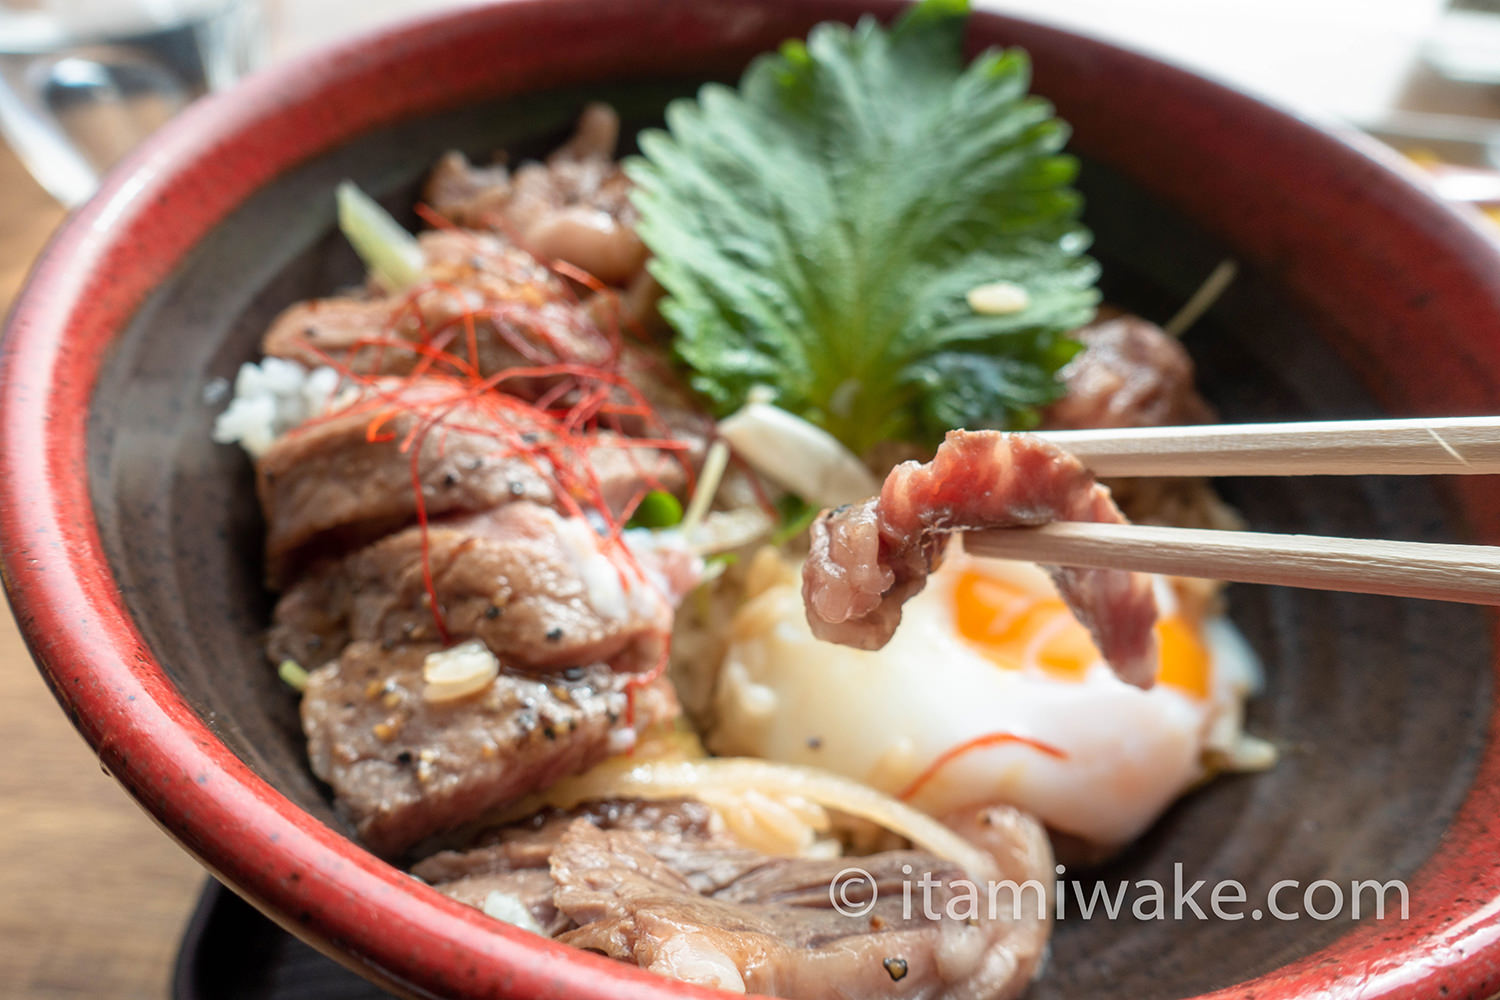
[1423,0,1500,84]
[0,0,265,206]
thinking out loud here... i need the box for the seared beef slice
[420,802,1052,999]
[256,380,684,584]
[270,501,691,673]
[302,642,679,857]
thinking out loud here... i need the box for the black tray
[172,878,397,1000]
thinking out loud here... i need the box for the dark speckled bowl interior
[9,2,1500,998]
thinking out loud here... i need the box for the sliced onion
[678,439,731,536]
[481,891,544,934]
[534,757,999,881]
[277,659,309,692]
[683,507,774,555]
[336,180,425,292]
[717,402,879,508]
[693,786,830,858]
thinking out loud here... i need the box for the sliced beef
[1045,312,1215,431]
[270,501,698,674]
[255,378,688,583]
[534,803,1050,1000]
[803,429,1158,687]
[301,641,680,857]
[612,341,715,443]
[1046,312,1238,531]
[419,801,1049,998]
[413,799,714,934]
[425,154,509,224]
[263,229,613,380]
[424,104,647,286]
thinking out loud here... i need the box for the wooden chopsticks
[1033,416,1500,478]
[963,416,1500,606]
[966,522,1500,606]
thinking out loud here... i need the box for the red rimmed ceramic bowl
[4,1,1500,998]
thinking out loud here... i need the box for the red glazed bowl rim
[5,2,1500,998]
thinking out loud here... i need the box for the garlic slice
[422,639,500,703]
[966,280,1030,315]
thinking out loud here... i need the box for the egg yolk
[953,568,1210,697]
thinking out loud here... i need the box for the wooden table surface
[0,6,471,994]
[0,144,207,1000]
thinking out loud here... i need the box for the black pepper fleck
[484,604,503,619]
[396,750,413,765]
[806,736,823,750]
[883,958,908,982]
[545,627,564,642]
[442,471,458,488]
[562,666,585,682]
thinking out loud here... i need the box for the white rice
[210,358,343,458]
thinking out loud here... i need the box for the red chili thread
[279,237,705,726]
[897,732,1068,802]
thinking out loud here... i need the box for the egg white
[709,545,1261,849]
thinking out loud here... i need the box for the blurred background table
[0,145,201,998]
[0,1,1496,998]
